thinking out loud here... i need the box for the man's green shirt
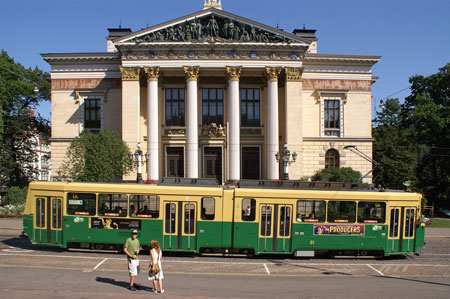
[124,237,140,261]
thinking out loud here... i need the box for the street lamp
[129,143,150,184]
[275,144,297,180]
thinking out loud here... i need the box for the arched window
[325,149,339,168]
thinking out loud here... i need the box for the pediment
[115,8,310,46]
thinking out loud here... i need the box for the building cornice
[304,53,380,65]
[41,52,120,64]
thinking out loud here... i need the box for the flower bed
[0,213,23,218]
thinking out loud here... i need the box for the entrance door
[167,147,184,177]
[204,147,222,183]
[242,147,260,179]
[34,197,46,243]
[50,197,63,244]
[403,207,416,252]
[388,207,402,253]
[163,201,197,251]
[258,204,292,253]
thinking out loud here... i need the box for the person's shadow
[96,277,153,291]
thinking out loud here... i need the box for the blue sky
[2,0,449,121]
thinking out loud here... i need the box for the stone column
[184,66,200,178]
[144,67,160,181]
[265,67,281,180]
[120,67,140,181]
[226,66,242,181]
[284,67,304,180]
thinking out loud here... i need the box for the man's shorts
[128,259,140,276]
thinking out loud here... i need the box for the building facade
[43,1,379,183]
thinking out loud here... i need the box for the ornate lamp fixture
[275,144,297,180]
[129,143,150,184]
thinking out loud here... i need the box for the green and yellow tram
[22,179,425,257]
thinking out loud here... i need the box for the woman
[148,240,164,293]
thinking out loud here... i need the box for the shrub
[5,186,27,205]
[312,167,362,184]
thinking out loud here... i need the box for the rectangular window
[240,88,260,127]
[129,195,160,218]
[98,194,128,217]
[242,198,256,221]
[296,200,326,223]
[357,202,386,223]
[405,208,415,237]
[201,197,215,220]
[202,88,224,125]
[84,98,101,130]
[165,88,185,126]
[67,193,96,216]
[279,206,291,237]
[35,197,45,227]
[260,205,272,236]
[390,208,400,237]
[184,204,196,234]
[165,203,176,234]
[324,99,340,137]
[327,201,356,223]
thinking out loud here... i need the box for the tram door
[258,204,292,253]
[388,207,416,253]
[163,201,197,251]
[34,197,62,244]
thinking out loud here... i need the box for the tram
[22,179,425,257]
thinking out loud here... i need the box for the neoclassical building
[43,0,379,183]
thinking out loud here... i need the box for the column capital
[284,67,304,82]
[184,66,200,81]
[225,66,242,81]
[143,67,160,81]
[120,67,140,81]
[265,67,282,82]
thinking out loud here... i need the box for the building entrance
[203,147,222,183]
[242,147,260,179]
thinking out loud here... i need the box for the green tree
[5,186,27,205]
[0,50,50,187]
[57,130,134,182]
[372,98,417,190]
[402,63,450,208]
[312,167,362,184]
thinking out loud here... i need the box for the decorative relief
[131,14,297,44]
[303,79,371,91]
[265,67,282,82]
[165,128,186,136]
[51,78,121,90]
[225,66,242,81]
[202,123,225,137]
[120,67,140,81]
[184,66,200,81]
[240,128,263,135]
[143,67,160,81]
[285,67,304,82]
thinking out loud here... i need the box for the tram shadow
[1,236,65,252]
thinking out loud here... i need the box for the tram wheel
[95,243,104,250]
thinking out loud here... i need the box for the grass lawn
[428,218,450,228]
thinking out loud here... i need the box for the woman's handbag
[150,263,160,275]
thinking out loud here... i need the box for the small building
[43,1,379,183]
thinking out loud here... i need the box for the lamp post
[129,143,150,184]
[275,144,297,180]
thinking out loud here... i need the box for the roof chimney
[292,27,318,54]
[106,28,132,52]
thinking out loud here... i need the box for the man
[123,230,141,291]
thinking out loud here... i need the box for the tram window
[405,209,415,237]
[296,200,326,222]
[389,209,400,237]
[327,201,356,223]
[357,202,386,224]
[129,195,160,218]
[242,198,256,221]
[35,198,45,227]
[67,193,96,216]
[184,204,196,234]
[201,197,215,220]
[279,206,291,236]
[260,206,272,236]
[165,203,176,234]
[98,194,128,217]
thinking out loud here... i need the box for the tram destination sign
[313,224,365,236]
[91,217,142,230]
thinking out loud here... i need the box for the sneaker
[134,284,141,290]
[127,285,136,291]
[159,289,165,294]
[150,289,157,293]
